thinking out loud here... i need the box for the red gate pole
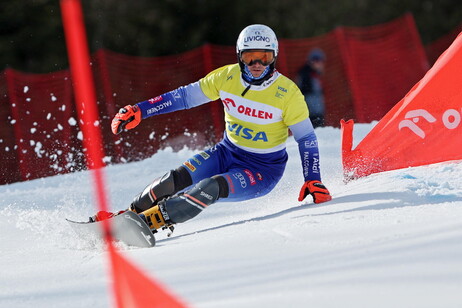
[60,0,109,215]
[60,1,188,307]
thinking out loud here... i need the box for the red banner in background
[337,13,429,124]
[426,23,462,65]
[342,32,462,179]
[1,14,460,185]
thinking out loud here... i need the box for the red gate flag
[109,244,187,308]
[342,31,462,179]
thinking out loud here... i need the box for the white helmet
[236,24,278,57]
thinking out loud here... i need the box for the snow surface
[1,123,462,308]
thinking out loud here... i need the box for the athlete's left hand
[298,180,332,204]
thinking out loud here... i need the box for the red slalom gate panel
[60,0,188,307]
[109,244,187,308]
[342,31,462,180]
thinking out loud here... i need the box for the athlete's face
[240,49,274,78]
[246,61,268,78]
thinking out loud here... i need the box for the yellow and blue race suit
[136,64,322,201]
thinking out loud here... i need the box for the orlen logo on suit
[399,108,462,139]
[223,98,273,120]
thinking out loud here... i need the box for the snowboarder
[94,24,332,233]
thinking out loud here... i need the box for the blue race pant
[181,136,288,202]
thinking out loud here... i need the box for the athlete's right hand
[111,105,141,134]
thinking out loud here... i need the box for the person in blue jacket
[296,48,327,128]
[93,24,332,234]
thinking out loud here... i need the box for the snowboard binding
[137,204,175,236]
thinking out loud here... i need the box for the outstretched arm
[111,81,210,134]
[136,81,210,119]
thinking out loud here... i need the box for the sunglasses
[240,50,275,66]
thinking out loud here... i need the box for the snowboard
[67,210,156,248]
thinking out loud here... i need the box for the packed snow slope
[1,123,462,308]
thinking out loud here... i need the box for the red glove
[111,105,141,134]
[298,180,332,204]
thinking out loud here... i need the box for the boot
[139,177,225,232]
[88,168,191,224]
[137,204,171,232]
